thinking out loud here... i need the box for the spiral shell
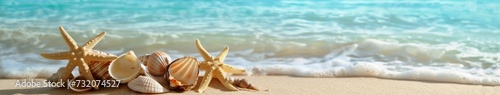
[69,75,92,92]
[166,56,199,91]
[88,50,116,80]
[88,61,113,80]
[109,51,141,83]
[146,51,172,76]
[128,76,169,93]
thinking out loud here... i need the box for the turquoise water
[1,0,500,85]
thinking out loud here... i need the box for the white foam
[244,39,500,85]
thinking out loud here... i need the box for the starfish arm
[77,59,98,89]
[215,47,229,63]
[59,61,76,82]
[199,62,212,71]
[82,32,106,49]
[196,67,215,93]
[221,64,246,74]
[196,39,214,62]
[58,26,78,50]
[40,51,71,60]
[214,68,239,91]
[84,51,117,61]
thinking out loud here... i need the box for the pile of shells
[135,51,201,92]
[47,50,256,93]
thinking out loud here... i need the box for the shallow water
[1,0,500,85]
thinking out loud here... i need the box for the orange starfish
[40,26,117,89]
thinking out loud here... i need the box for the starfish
[40,26,117,89]
[194,39,246,93]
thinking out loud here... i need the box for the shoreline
[1,76,499,94]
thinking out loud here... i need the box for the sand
[0,76,499,95]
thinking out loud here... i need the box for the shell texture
[146,51,172,76]
[166,56,199,91]
[128,76,169,93]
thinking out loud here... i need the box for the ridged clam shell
[146,51,172,76]
[109,51,141,84]
[69,75,92,92]
[166,56,199,91]
[47,67,74,83]
[128,76,169,93]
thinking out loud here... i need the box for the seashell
[226,77,259,91]
[109,51,141,84]
[137,54,150,65]
[146,51,172,76]
[47,67,74,83]
[88,61,113,80]
[88,50,116,80]
[166,56,199,91]
[128,76,169,93]
[69,75,92,92]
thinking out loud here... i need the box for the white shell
[69,75,92,92]
[128,76,169,93]
[109,51,141,83]
[146,51,172,76]
[166,56,199,91]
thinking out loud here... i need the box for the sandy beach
[0,76,498,95]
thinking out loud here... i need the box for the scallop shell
[47,67,74,83]
[69,75,92,92]
[128,76,169,93]
[109,51,141,84]
[146,51,172,76]
[166,56,199,91]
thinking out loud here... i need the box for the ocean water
[1,0,500,85]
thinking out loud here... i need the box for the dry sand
[0,76,499,95]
